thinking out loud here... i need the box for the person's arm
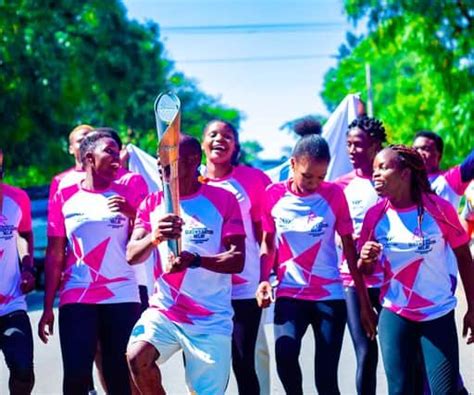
[38,236,66,343]
[453,243,474,345]
[460,149,474,183]
[17,231,35,294]
[256,230,276,308]
[168,234,245,274]
[342,234,377,340]
[253,220,263,246]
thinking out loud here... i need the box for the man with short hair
[48,124,94,200]
[126,135,246,394]
[413,130,474,208]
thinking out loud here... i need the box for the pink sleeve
[334,172,352,190]
[249,170,272,223]
[427,195,470,249]
[48,176,59,202]
[47,191,66,237]
[126,173,149,209]
[318,183,353,236]
[358,207,378,250]
[444,166,469,196]
[334,187,354,236]
[221,192,245,239]
[261,183,286,233]
[134,193,161,233]
[234,167,271,223]
[17,190,32,232]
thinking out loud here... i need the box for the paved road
[1,290,472,394]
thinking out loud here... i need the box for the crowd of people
[0,113,473,395]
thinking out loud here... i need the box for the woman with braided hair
[359,145,474,395]
[334,115,386,395]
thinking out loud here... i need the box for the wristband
[151,234,163,246]
[189,252,201,269]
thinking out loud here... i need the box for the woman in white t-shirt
[359,145,474,394]
[38,131,141,394]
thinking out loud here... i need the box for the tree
[322,1,473,167]
[0,0,241,186]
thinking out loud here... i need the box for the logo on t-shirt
[0,224,15,240]
[411,236,436,255]
[184,215,214,244]
[378,235,436,255]
[108,215,127,229]
[307,213,328,237]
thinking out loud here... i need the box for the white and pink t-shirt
[49,167,148,209]
[335,170,383,288]
[48,168,149,286]
[359,193,469,321]
[48,182,142,306]
[48,167,84,204]
[262,180,354,301]
[429,166,469,209]
[203,165,271,299]
[0,185,32,316]
[135,185,245,336]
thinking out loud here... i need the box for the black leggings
[379,308,460,395]
[231,299,262,395]
[59,303,140,395]
[0,310,34,392]
[274,298,347,395]
[345,287,382,395]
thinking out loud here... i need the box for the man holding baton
[126,135,246,394]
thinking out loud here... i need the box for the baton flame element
[154,92,181,257]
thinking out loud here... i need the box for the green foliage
[0,0,241,186]
[240,140,263,164]
[322,1,473,168]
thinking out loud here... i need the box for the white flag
[266,93,360,182]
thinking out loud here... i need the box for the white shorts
[129,308,231,394]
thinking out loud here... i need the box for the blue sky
[122,0,362,158]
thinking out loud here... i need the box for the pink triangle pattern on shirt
[94,273,129,285]
[277,234,293,264]
[232,274,248,285]
[159,292,213,324]
[61,285,115,304]
[162,271,187,294]
[71,235,83,261]
[279,273,338,299]
[0,249,4,260]
[393,258,424,290]
[0,293,14,305]
[83,238,111,275]
[293,240,322,275]
[407,290,436,309]
[379,258,393,300]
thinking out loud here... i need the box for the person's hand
[256,281,273,308]
[38,309,55,344]
[107,196,136,219]
[166,251,195,273]
[463,308,474,345]
[20,269,35,294]
[360,303,378,341]
[153,214,183,244]
[359,241,382,274]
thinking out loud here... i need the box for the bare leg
[127,341,165,395]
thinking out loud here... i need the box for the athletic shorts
[129,308,231,395]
